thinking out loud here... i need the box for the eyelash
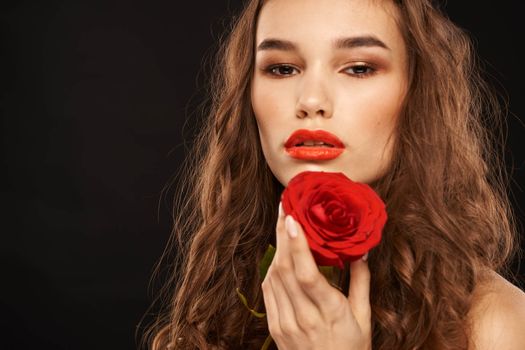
[263,63,377,79]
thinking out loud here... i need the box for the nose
[295,72,333,119]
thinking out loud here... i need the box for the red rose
[281,171,386,269]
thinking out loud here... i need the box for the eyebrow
[256,35,390,52]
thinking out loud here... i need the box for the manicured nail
[362,252,369,262]
[285,215,298,238]
[278,202,284,217]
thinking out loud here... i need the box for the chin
[279,165,337,186]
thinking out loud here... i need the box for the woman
[144,0,525,348]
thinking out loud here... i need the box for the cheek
[251,79,290,118]
[251,91,272,149]
[251,79,292,149]
[340,78,403,146]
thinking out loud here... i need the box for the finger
[261,276,281,339]
[347,253,372,328]
[269,203,301,336]
[272,215,324,333]
[285,215,339,315]
[269,265,301,336]
[275,204,325,332]
[272,203,301,316]
[275,202,291,265]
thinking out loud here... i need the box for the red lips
[284,129,345,160]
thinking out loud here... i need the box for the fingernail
[285,215,298,238]
[278,202,284,217]
[362,252,369,262]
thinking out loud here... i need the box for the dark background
[2,1,524,349]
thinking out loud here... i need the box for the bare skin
[261,203,372,349]
[264,203,525,350]
[251,0,408,186]
[252,1,403,347]
[253,0,525,349]
[468,271,525,349]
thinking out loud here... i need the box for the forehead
[255,0,403,53]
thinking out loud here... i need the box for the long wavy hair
[142,0,520,348]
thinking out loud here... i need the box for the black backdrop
[2,1,524,349]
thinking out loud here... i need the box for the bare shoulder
[468,269,525,350]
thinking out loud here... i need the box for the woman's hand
[261,202,372,350]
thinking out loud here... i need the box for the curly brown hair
[142,0,519,349]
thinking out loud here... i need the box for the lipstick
[284,129,345,161]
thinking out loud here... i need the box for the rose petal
[281,170,387,268]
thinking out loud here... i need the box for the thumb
[347,253,371,328]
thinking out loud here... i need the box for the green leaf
[259,244,276,280]
[235,288,266,318]
[261,334,274,350]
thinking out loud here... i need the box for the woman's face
[251,0,408,186]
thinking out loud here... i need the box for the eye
[344,64,376,78]
[263,64,299,77]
